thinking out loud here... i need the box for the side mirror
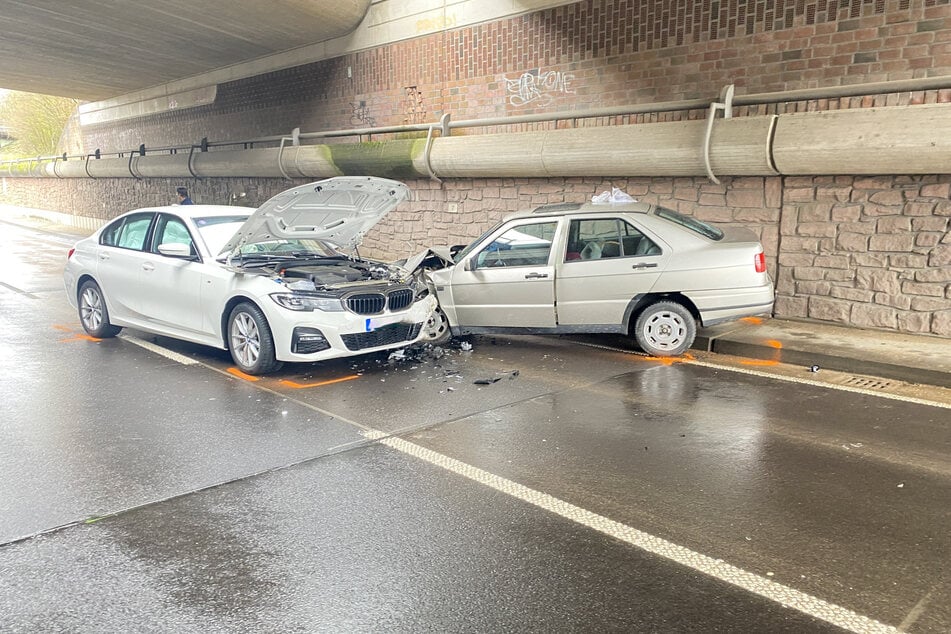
[157,242,195,259]
[464,257,476,272]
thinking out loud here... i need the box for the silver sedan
[424,201,774,356]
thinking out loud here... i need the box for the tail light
[754,252,766,273]
[67,248,75,260]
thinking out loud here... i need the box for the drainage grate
[841,376,895,390]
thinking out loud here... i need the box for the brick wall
[80,0,951,152]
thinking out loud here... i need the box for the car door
[447,219,561,329]
[95,212,156,321]
[556,216,668,327]
[136,213,208,335]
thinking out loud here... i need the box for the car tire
[633,300,696,357]
[422,306,451,345]
[78,280,122,338]
[227,302,283,375]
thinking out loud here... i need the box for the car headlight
[270,293,344,312]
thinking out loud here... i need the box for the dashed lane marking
[47,331,907,630]
[381,435,898,634]
[0,280,39,299]
[118,333,199,365]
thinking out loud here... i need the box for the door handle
[632,263,658,269]
[142,263,155,272]
[524,272,549,279]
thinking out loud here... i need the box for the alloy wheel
[230,312,261,368]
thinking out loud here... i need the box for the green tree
[0,91,80,158]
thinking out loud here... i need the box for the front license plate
[365,314,402,332]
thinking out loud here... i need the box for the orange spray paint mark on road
[765,339,783,349]
[227,368,260,382]
[740,317,764,325]
[60,334,101,343]
[52,324,73,332]
[280,375,361,389]
[635,353,696,366]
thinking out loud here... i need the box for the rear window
[654,206,723,241]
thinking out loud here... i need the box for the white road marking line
[381,435,898,634]
[103,331,930,630]
[118,333,199,365]
[572,340,950,410]
[898,586,935,632]
[688,358,951,409]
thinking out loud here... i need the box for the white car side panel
[138,256,206,334]
[447,265,556,328]
[555,254,665,326]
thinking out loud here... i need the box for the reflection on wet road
[1,220,949,632]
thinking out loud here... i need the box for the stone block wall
[2,173,947,335]
[776,175,951,335]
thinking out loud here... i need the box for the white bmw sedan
[64,177,438,375]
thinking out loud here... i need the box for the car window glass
[476,221,557,268]
[567,218,660,260]
[153,215,195,256]
[654,206,723,240]
[106,213,153,251]
[194,215,251,254]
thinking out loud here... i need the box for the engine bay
[277,258,406,289]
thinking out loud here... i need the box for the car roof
[514,201,655,219]
[118,204,252,219]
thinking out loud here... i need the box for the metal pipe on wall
[5,103,951,181]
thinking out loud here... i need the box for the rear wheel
[78,280,121,338]
[227,302,283,375]
[633,301,696,357]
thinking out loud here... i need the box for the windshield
[195,216,251,254]
[452,220,507,263]
[234,238,340,258]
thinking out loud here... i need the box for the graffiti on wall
[349,100,376,127]
[416,14,457,34]
[403,86,427,124]
[503,68,576,107]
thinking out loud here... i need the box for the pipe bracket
[277,137,291,180]
[187,145,200,179]
[703,84,736,185]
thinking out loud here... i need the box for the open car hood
[218,176,410,256]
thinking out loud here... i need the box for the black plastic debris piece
[474,369,520,385]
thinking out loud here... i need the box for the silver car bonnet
[218,176,410,257]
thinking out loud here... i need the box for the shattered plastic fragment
[460,341,473,352]
[474,369,519,385]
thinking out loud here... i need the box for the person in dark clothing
[176,187,194,205]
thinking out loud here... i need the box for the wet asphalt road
[1,220,949,632]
